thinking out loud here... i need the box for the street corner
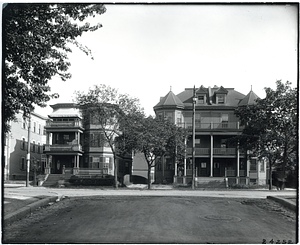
[267,196,297,212]
[4,195,59,226]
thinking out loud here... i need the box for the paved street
[3,195,297,244]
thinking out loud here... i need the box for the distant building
[4,112,47,180]
[154,85,267,187]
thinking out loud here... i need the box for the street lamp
[192,86,196,189]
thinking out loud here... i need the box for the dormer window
[198,95,205,104]
[217,94,225,104]
[215,86,228,104]
[197,95,205,104]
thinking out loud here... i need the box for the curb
[4,196,59,226]
[267,196,296,212]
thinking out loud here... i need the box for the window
[33,122,36,133]
[217,95,225,104]
[21,138,26,150]
[22,117,26,129]
[93,157,100,162]
[260,161,265,172]
[177,117,182,125]
[214,162,220,168]
[195,138,200,146]
[166,158,173,170]
[92,156,100,168]
[221,139,227,149]
[201,162,206,168]
[20,157,25,170]
[39,124,41,134]
[250,159,257,171]
[38,143,41,153]
[165,112,173,122]
[198,95,205,104]
[32,141,36,152]
[63,134,70,144]
[90,134,96,147]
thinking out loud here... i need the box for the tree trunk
[268,158,272,190]
[114,157,118,189]
[147,166,151,190]
[281,141,288,190]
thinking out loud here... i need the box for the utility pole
[26,113,31,187]
[192,86,196,189]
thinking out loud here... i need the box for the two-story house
[154,85,267,187]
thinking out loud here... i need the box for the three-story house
[154,85,267,187]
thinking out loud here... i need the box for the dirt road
[3,196,297,244]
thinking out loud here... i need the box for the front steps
[42,173,72,187]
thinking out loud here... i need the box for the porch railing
[178,122,243,130]
[186,148,210,155]
[44,144,83,152]
[46,120,83,128]
[226,170,236,177]
[186,148,237,156]
[213,148,236,155]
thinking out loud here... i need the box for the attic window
[217,95,225,104]
[198,95,205,104]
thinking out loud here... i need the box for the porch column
[210,135,213,177]
[183,136,187,185]
[162,156,165,180]
[46,132,50,145]
[77,132,80,144]
[45,155,51,174]
[184,137,187,176]
[77,155,80,168]
[236,146,240,184]
[246,151,250,185]
[174,145,178,177]
[173,159,178,184]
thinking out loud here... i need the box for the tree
[120,116,187,189]
[3,3,106,133]
[75,84,144,188]
[234,81,297,190]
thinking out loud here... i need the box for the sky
[34,3,298,117]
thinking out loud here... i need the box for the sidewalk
[3,183,297,226]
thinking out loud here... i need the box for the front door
[54,159,62,174]
[213,162,220,177]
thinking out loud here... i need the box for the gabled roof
[238,90,260,106]
[215,86,228,94]
[196,85,207,94]
[154,90,184,109]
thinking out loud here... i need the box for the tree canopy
[234,80,297,189]
[3,3,106,132]
[119,116,187,189]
